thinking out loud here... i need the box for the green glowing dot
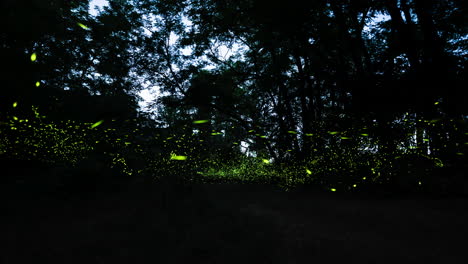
[353,184,357,187]
[328,131,339,135]
[193,119,209,124]
[456,153,464,156]
[434,101,439,105]
[330,188,336,192]
[77,22,89,30]
[362,177,366,180]
[418,181,422,185]
[30,53,37,62]
[13,102,18,108]
[13,116,18,120]
[305,133,313,136]
[248,130,255,133]
[90,120,104,128]
[423,139,429,142]
[306,169,312,175]
[35,81,40,87]
[262,159,270,164]
[340,137,351,139]
[361,133,369,136]
[288,131,297,134]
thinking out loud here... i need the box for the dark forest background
[1,0,467,196]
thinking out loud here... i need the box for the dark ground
[2,180,467,264]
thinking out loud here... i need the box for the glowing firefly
[170,154,187,160]
[77,23,89,30]
[90,120,104,128]
[193,120,209,124]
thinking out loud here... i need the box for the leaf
[90,120,104,128]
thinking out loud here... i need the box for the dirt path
[2,183,467,263]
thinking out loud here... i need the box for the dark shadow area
[2,181,468,263]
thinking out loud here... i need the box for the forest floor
[2,180,467,264]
